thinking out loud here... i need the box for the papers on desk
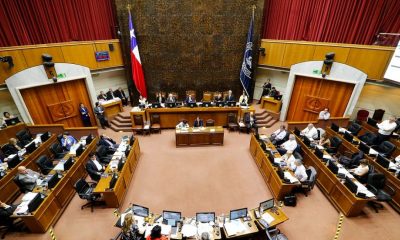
[316,145,325,150]
[323,154,333,160]
[224,219,246,236]
[15,192,38,215]
[18,148,26,157]
[192,128,200,132]
[180,128,189,132]
[144,124,150,130]
[260,135,268,140]
[284,171,299,183]
[181,224,197,237]
[197,222,213,237]
[53,160,65,171]
[339,127,349,134]
[261,212,275,224]
[69,143,81,155]
[239,122,245,127]
[36,178,44,186]
[354,181,375,198]
[274,157,282,164]
[131,107,142,112]
[369,148,379,156]
[210,128,215,132]
[389,162,399,171]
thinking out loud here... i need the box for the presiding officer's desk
[11,137,98,233]
[0,134,57,203]
[249,135,300,201]
[93,138,141,208]
[100,98,123,120]
[175,126,224,147]
[260,97,282,114]
[326,127,400,210]
[293,132,374,217]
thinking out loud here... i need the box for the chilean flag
[129,12,147,98]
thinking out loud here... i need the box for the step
[255,113,270,120]
[255,110,267,116]
[114,116,131,123]
[111,120,131,128]
[117,111,131,118]
[110,123,132,132]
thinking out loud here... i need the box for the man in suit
[98,134,118,154]
[86,153,105,182]
[185,94,195,105]
[259,79,272,103]
[214,93,223,102]
[194,116,204,127]
[97,91,107,101]
[268,87,278,98]
[16,166,40,192]
[225,90,234,102]
[166,93,176,103]
[2,138,21,156]
[0,201,18,228]
[60,132,77,151]
[106,88,116,100]
[155,92,165,104]
[114,87,128,106]
[94,102,109,129]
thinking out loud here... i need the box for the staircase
[110,112,132,132]
[255,110,278,128]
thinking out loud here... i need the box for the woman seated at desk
[121,213,140,240]
[349,159,369,179]
[146,225,167,240]
[318,133,331,148]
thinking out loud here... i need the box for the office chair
[301,166,317,197]
[202,92,212,102]
[358,132,378,146]
[132,115,144,134]
[13,175,30,193]
[35,155,54,175]
[96,145,113,164]
[366,173,395,213]
[74,178,103,212]
[15,129,32,146]
[371,141,396,158]
[227,113,239,131]
[205,119,215,126]
[338,151,364,169]
[265,227,288,240]
[49,142,67,160]
[0,212,24,239]
[372,109,385,122]
[356,109,369,122]
[56,134,63,144]
[326,136,342,154]
[347,122,362,136]
[150,114,161,134]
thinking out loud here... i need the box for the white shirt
[319,111,330,120]
[92,159,103,171]
[301,127,318,139]
[294,165,308,182]
[239,95,248,104]
[377,120,397,135]
[282,139,297,152]
[353,165,369,176]
[176,122,189,129]
[272,129,287,141]
[283,154,296,170]
[139,98,147,105]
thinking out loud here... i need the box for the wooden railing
[287,117,350,131]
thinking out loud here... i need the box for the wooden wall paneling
[61,44,98,69]
[345,48,393,80]
[0,50,27,84]
[282,43,315,68]
[312,46,350,63]
[258,42,286,66]
[22,47,65,67]
[317,80,354,118]
[94,42,124,69]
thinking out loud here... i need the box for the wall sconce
[0,56,14,69]
[258,48,266,56]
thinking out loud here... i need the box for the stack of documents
[284,171,299,183]
[355,182,375,198]
[369,148,379,155]
[197,222,213,237]
[14,192,38,215]
[261,212,275,224]
[181,224,197,237]
[224,220,246,236]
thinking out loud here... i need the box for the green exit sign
[57,73,66,78]
[312,69,321,74]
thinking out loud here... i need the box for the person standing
[259,79,272,103]
[376,116,397,143]
[94,102,109,129]
[319,108,331,120]
[79,103,92,127]
[106,88,116,100]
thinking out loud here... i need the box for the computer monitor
[259,198,274,212]
[255,133,260,141]
[196,212,215,223]
[187,102,196,108]
[109,173,118,189]
[152,102,161,108]
[358,142,370,154]
[5,117,20,126]
[163,211,181,227]
[202,102,211,107]
[344,132,354,143]
[344,177,358,193]
[129,134,135,146]
[7,154,20,169]
[63,156,74,171]
[86,134,94,145]
[268,151,275,163]
[327,160,339,174]
[166,102,176,108]
[294,127,300,136]
[132,204,149,217]
[75,144,83,157]
[331,123,339,132]
[40,132,51,142]
[260,142,267,151]
[314,148,324,159]
[216,101,225,107]
[303,137,311,147]
[276,167,285,180]
[376,154,390,169]
[229,208,247,220]
[226,101,236,107]
[118,159,124,171]
[47,173,61,189]
[274,95,283,101]
[25,141,37,154]
[28,193,44,213]
[367,118,378,128]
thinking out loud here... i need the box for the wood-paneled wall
[258,40,394,80]
[19,79,96,127]
[287,76,354,121]
[0,40,124,84]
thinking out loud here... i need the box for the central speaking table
[175,126,224,147]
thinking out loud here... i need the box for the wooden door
[20,79,95,127]
[286,76,354,121]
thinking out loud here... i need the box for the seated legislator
[319,108,330,120]
[139,95,147,106]
[349,159,369,179]
[99,134,119,153]
[2,138,22,156]
[0,201,18,228]
[277,134,297,155]
[282,150,296,169]
[61,132,77,151]
[318,133,331,148]
[225,90,235,102]
[2,112,15,126]
[185,94,196,104]
[155,92,165,104]
[97,91,108,101]
[194,116,204,127]
[238,91,248,106]
[166,93,176,103]
[268,87,278,98]
[15,166,40,192]
[293,159,308,182]
[270,125,287,145]
[214,93,224,102]
[146,225,168,240]
[106,88,116,100]
[86,153,105,182]
[376,116,397,143]
[200,232,211,240]
[176,120,189,129]
[114,87,128,106]
[301,123,318,140]
[121,213,140,240]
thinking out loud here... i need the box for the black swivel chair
[371,141,396,158]
[338,151,364,169]
[35,155,54,175]
[73,178,103,212]
[358,132,378,146]
[49,142,67,160]
[301,166,317,197]
[15,129,32,146]
[326,136,342,154]
[347,123,362,136]
[56,134,63,144]
[366,173,395,213]
[0,209,24,239]
[95,145,113,164]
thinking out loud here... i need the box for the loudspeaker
[42,54,57,80]
[321,52,335,76]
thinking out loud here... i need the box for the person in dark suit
[225,90,235,102]
[2,138,21,156]
[114,87,128,106]
[106,88,116,100]
[214,93,223,102]
[185,94,195,105]
[97,91,107,101]
[98,134,119,154]
[155,92,165,104]
[86,153,105,182]
[79,103,92,127]
[16,166,40,192]
[0,201,18,228]
[166,93,176,103]
[268,87,277,98]
[94,102,109,129]
[194,116,204,127]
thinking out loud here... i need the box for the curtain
[0,0,117,47]
[262,0,400,45]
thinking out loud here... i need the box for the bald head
[307,123,314,129]
[289,134,295,140]
[17,166,27,174]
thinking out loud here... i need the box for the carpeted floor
[5,105,400,240]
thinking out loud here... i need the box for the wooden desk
[93,138,141,208]
[249,135,300,200]
[175,127,224,147]
[260,97,282,113]
[0,135,56,203]
[0,123,26,145]
[15,137,97,233]
[101,99,123,120]
[249,207,288,229]
[294,133,369,217]
[222,218,259,239]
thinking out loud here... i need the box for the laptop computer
[5,117,20,126]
